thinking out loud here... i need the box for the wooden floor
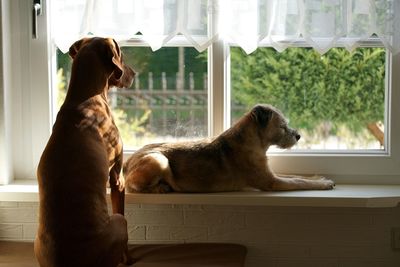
[0,241,246,267]
[1,241,36,267]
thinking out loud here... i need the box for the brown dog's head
[251,104,300,149]
[69,37,135,89]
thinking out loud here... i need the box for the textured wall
[1,201,400,267]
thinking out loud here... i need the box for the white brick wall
[1,201,400,266]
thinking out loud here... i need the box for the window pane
[55,47,208,149]
[230,47,385,150]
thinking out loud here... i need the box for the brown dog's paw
[122,252,137,266]
[123,258,137,266]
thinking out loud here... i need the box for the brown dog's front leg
[110,154,135,265]
[110,153,125,215]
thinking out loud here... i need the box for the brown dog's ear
[69,38,90,59]
[109,39,124,80]
[111,57,123,80]
[69,39,84,59]
[252,105,272,127]
[107,38,135,88]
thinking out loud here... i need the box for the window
[56,46,208,149]
[230,46,386,151]
[1,0,400,185]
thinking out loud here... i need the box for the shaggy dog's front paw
[321,178,335,189]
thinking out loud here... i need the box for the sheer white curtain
[51,0,400,55]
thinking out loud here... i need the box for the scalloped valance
[51,0,400,55]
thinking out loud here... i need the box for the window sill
[1,180,400,208]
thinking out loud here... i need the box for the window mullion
[388,52,400,158]
[208,40,226,137]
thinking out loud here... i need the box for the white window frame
[1,0,400,185]
[0,0,52,184]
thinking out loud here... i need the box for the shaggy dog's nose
[296,134,301,141]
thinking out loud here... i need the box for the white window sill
[1,180,400,208]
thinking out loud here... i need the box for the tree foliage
[231,47,385,136]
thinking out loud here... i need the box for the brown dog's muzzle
[117,64,135,89]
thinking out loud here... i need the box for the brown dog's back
[35,108,110,265]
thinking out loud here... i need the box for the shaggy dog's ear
[251,105,272,127]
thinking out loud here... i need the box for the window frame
[0,0,52,183]
[1,0,400,185]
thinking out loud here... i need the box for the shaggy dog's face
[251,104,300,149]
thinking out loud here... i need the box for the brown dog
[123,104,334,193]
[34,37,135,267]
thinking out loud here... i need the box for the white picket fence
[109,71,208,110]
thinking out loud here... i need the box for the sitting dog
[35,37,135,267]
[123,104,335,193]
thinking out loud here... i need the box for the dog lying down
[123,104,335,193]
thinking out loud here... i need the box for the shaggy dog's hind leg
[124,153,174,193]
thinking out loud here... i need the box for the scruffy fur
[35,37,135,267]
[124,104,335,193]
